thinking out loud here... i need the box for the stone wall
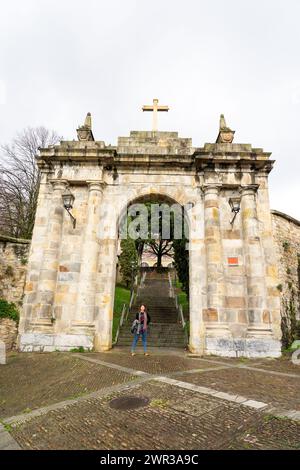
[271,211,300,320]
[0,235,31,349]
[0,235,30,304]
[0,318,18,351]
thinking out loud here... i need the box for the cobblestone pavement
[174,367,300,410]
[86,351,223,374]
[0,352,136,419]
[1,350,299,450]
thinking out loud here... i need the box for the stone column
[188,195,206,355]
[33,179,68,324]
[19,169,52,336]
[93,192,118,352]
[240,185,272,342]
[94,237,118,352]
[203,185,231,351]
[73,182,104,328]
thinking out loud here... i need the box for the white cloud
[0,0,299,219]
[0,80,6,105]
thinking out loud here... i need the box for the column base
[205,322,232,337]
[246,325,273,337]
[93,333,112,352]
[204,334,281,358]
[18,333,94,352]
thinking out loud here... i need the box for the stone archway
[18,126,282,357]
[93,189,204,353]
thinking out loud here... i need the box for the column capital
[202,184,222,196]
[239,184,259,196]
[86,181,106,192]
[48,179,68,191]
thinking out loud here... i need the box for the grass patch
[70,346,86,353]
[150,399,169,409]
[113,284,131,340]
[175,281,189,318]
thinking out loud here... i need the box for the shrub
[0,298,19,322]
[5,266,14,277]
[282,241,290,251]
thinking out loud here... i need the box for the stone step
[117,341,186,347]
[119,330,185,337]
[117,270,185,348]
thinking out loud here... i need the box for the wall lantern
[62,189,76,228]
[229,196,241,226]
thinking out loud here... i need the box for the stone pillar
[240,185,273,345]
[18,169,52,337]
[203,185,231,353]
[73,182,104,329]
[94,237,118,352]
[188,195,206,355]
[32,179,68,324]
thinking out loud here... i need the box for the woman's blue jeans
[131,330,147,352]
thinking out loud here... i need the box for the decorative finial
[216,114,235,143]
[77,112,94,141]
[84,112,92,129]
[220,114,227,130]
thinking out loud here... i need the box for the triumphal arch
[18,103,282,357]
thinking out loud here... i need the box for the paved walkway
[0,349,299,450]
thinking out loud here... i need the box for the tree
[0,127,61,239]
[173,237,189,295]
[143,239,173,268]
[119,238,138,288]
[135,201,175,268]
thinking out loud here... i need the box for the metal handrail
[113,303,127,345]
[178,304,186,329]
[114,269,147,345]
[169,273,185,327]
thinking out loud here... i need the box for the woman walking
[131,304,151,356]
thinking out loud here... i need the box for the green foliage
[282,241,290,251]
[5,266,14,277]
[184,319,190,339]
[119,238,138,288]
[177,289,189,317]
[173,237,189,295]
[281,290,300,349]
[113,284,131,340]
[0,298,19,322]
[70,346,85,353]
[277,284,283,292]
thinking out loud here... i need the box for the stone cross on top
[142,98,169,132]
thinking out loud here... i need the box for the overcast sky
[0,0,299,219]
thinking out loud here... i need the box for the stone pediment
[117,131,194,156]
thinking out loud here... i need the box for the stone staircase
[117,270,186,349]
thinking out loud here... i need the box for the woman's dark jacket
[135,311,151,325]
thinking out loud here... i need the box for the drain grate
[109,396,150,411]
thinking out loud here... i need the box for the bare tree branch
[0,126,62,238]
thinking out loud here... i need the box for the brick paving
[174,367,300,410]
[1,350,300,450]
[9,380,300,450]
[0,352,135,419]
[248,357,300,376]
[86,351,222,374]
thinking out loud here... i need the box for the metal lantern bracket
[62,189,76,229]
[229,196,241,226]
